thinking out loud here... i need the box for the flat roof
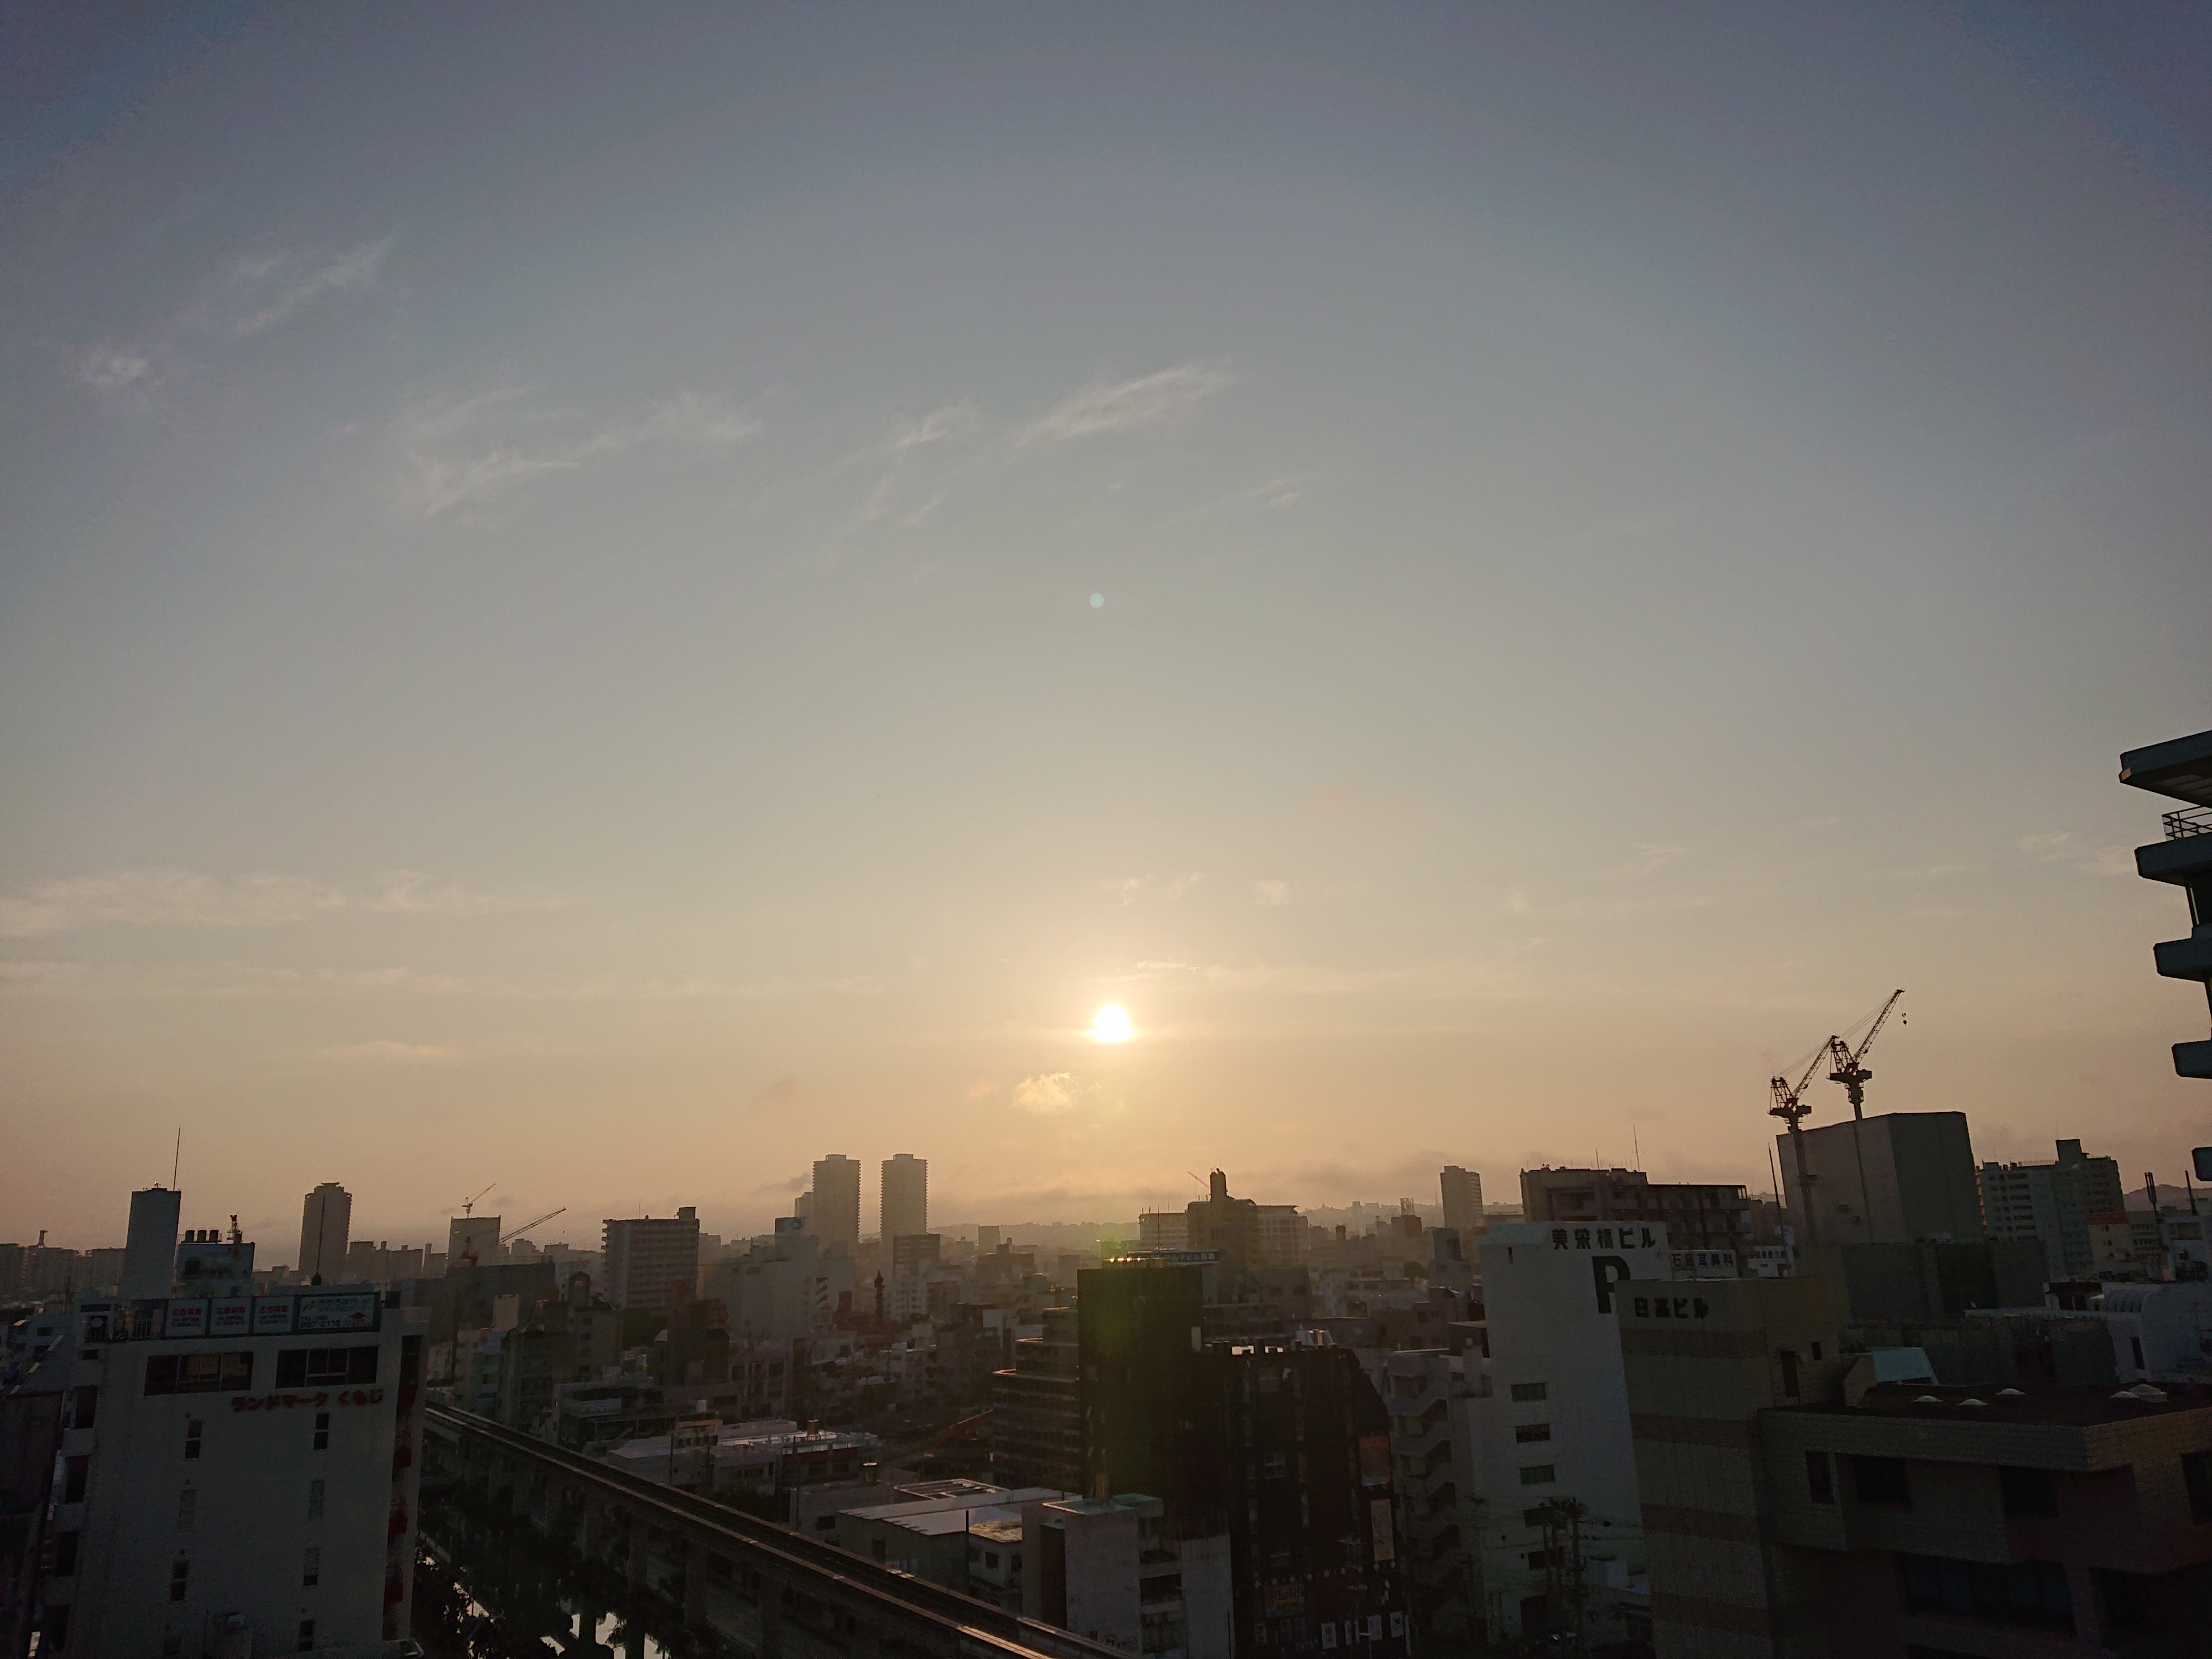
[2119,728,2212,807]
[1798,1379,2212,1428]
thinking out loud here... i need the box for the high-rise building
[44,1237,426,1657]
[1078,1258,1406,1656]
[809,1155,863,1251]
[1979,1138,2130,1281]
[2120,726,2212,1080]
[601,1208,702,1312]
[122,1187,182,1300]
[1771,1112,1983,1248]
[880,1153,927,1243]
[298,1183,351,1285]
[992,1305,1083,1493]
[1439,1165,1484,1239]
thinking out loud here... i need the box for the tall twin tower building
[804,1152,926,1248]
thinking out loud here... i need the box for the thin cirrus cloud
[397,385,761,520]
[1016,361,1233,445]
[0,867,557,939]
[228,236,395,337]
[75,235,397,398]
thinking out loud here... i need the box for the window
[184,1419,202,1460]
[1809,1342,1824,1360]
[2000,1467,2058,1520]
[307,1478,325,1521]
[62,1455,88,1504]
[178,1488,196,1531]
[298,1618,315,1652]
[71,1386,97,1430]
[43,1606,68,1651]
[313,1412,330,1452]
[1851,1456,1912,1510]
[170,1559,190,1602]
[1522,1508,1548,1527]
[1515,1423,1552,1444]
[1806,1451,1834,1505]
[2182,1451,2212,1525]
[1525,1550,1550,1569]
[1777,1348,1801,1399]
[1895,1554,2073,1634]
[303,1547,320,1588]
[145,1353,253,1395]
[984,1552,999,1569]
[1518,1465,1556,1486]
[2131,1337,2146,1370]
[1510,1382,1547,1403]
[53,1531,79,1577]
[1261,1452,1288,1479]
[275,1348,377,1389]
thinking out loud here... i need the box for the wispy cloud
[397,385,760,519]
[0,867,557,938]
[1253,879,1291,907]
[317,1039,460,1065]
[1013,1072,1082,1114]
[0,958,877,1003]
[80,346,152,394]
[1019,361,1233,444]
[2015,832,2133,877]
[1105,872,1203,907]
[231,236,395,337]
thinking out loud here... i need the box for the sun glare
[1091,1004,1134,1044]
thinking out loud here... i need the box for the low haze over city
[4,8,2210,1659]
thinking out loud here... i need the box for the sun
[1090,1004,1134,1044]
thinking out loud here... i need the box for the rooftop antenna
[172,1126,181,1190]
[1632,1124,1640,1169]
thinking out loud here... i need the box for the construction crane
[499,1207,566,1246]
[460,1182,497,1217]
[1768,1044,1830,1247]
[1826,989,1906,1120]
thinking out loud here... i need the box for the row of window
[143,1345,379,1397]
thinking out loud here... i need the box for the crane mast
[1827,989,1905,1119]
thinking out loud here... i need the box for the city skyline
[6,6,2211,1246]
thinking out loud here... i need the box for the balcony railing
[2167,807,2212,841]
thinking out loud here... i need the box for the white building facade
[44,1285,424,1659]
[1467,1220,1672,1646]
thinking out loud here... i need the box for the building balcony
[2177,1040,2212,1081]
[2153,935,2212,983]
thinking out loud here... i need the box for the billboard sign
[253,1296,297,1335]
[295,1291,379,1333]
[210,1297,253,1336]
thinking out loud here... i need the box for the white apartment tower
[43,1249,425,1657]
[297,1185,351,1286]
[880,1154,927,1244]
[809,1155,863,1253]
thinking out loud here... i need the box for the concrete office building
[1620,1273,1855,1656]
[2120,726,2212,1079]
[1774,1112,1982,1246]
[444,1215,499,1274]
[880,1154,927,1244]
[1439,1166,1485,1240]
[1521,1167,1752,1259]
[122,1188,183,1301]
[698,1229,854,1344]
[1978,1139,2130,1281]
[809,1155,863,1252]
[1078,1258,1406,1657]
[992,1305,1083,1494]
[41,1275,426,1658]
[1027,1493,1234,1659]
[1471,1220,1673,1648]
[298,1185,351,1286]
[601,1208,702,1313]
[1135,1212,1189,1251]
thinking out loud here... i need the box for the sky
[4,2,2209,1256]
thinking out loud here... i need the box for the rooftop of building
[1796,1379,2212,1428]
